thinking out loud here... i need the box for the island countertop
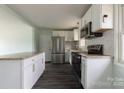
[67,49,113,59]
[0,52,44,60]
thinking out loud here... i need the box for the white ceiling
[7,4,91,29]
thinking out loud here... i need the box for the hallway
[33,63,83,89]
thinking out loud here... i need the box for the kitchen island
[0,52,45,89]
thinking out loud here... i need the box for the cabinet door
[73,29,79,41]
[36,53,45,78]
[101,4,113,29]
[92,4,113,32]
[86,58,112,89]
[79,20,82,32]
[37,54,43,76]
[65,31,73,41]
[92,4,101,32]
[32,57,39,85]
[32,54,45,86]
[69,31,74,41]
[64,31,68,41]
[38,55,43,76]
[81,17,85,28]
[83,13,87,26]
[24,64,33,89]
[52,31,64,36]
[42,52,45,70]
[82,6,92,27]
[52,31,58,36]
[85,7,92,23]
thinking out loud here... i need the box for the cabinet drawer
[23,57,35,68]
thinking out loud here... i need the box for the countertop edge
[68,49,113,58]
[0,52,45,60]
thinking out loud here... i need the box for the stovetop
[87,44,103,55]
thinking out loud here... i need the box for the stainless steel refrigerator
[52,37,65,63]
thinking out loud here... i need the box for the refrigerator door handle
[57,38,59,53]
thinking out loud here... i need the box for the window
[121,5,124,61]
[122,35,124,61]
[115,5,124,63]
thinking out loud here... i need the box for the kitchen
[0,4,123,89]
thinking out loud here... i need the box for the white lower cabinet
[24,64,33,89]
[23,53,45,89]
[32,61,39,86]
[81,56,112,89]
[0,52,45,89]
[42,52,45,70]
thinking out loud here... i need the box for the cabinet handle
[103,14,108,23]
[33,64,35,72]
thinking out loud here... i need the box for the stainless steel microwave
[80,26,87,38]
[80,22,102,39]
[80,22,91,38]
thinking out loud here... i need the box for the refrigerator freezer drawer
[52,54,65,63]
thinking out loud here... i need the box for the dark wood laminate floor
[32,63,83,89]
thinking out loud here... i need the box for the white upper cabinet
[91,4,113,32]
[91,5,100,33]
[52,31,65,37]
[73,29,79,41]
[78,20,82,40]
[65,31,73,41]
[81,6,92,29]
[79,20,82,30]
[84,7,92,24]
[52,31,73,41]
[81,16,85,28]
[68,31,74,41]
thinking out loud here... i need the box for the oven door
[72,52,81,79]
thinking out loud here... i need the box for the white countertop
[0,52,44,60]
[67,49,113,59]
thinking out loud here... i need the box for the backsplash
[85,30,114,56]
[65,41,79,50]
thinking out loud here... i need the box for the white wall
[0,5,35,55]
[35,29,52,61]
[85,30,114,56]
